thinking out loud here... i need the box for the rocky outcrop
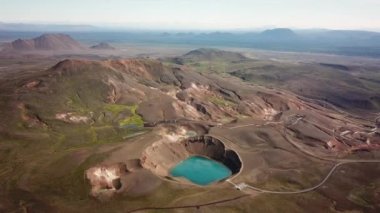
[85,160,145,200]
[17,103,47,128]
[376,116,380,129]
[85,163,127,199]
[55,112,92,124]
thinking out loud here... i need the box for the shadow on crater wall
[183,136,242,174]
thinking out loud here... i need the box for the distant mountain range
[1,33,119,52]
[152,28,380,57]
[3,33,85,51]
[1,24,380,57]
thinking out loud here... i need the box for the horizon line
[1,21,380,33]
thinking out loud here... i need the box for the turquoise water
[170,156,232,186]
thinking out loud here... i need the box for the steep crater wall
[141,135,242,182]
[184,136,242,174]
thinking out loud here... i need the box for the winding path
[126,160,380,212]
[127,115,380,212]
[213,118,380,194]
[226,161,380,194]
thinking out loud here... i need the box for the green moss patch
[210,96,236,107]
[118,105,144,128]
[104,104,129,114]
[104,104,144,128]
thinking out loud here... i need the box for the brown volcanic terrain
[2,33,84,51]
[0,49,379,212]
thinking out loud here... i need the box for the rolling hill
[90,42,115,50]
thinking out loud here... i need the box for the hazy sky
[0,0,379,30]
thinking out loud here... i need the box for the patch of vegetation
[65,95,92,114]
[210,96,236,107]
[118,105,144,128]
[188,60,229,74]
[104,103,144,128]
[104,104,129,114]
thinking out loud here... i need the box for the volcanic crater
[141,135,242,185]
